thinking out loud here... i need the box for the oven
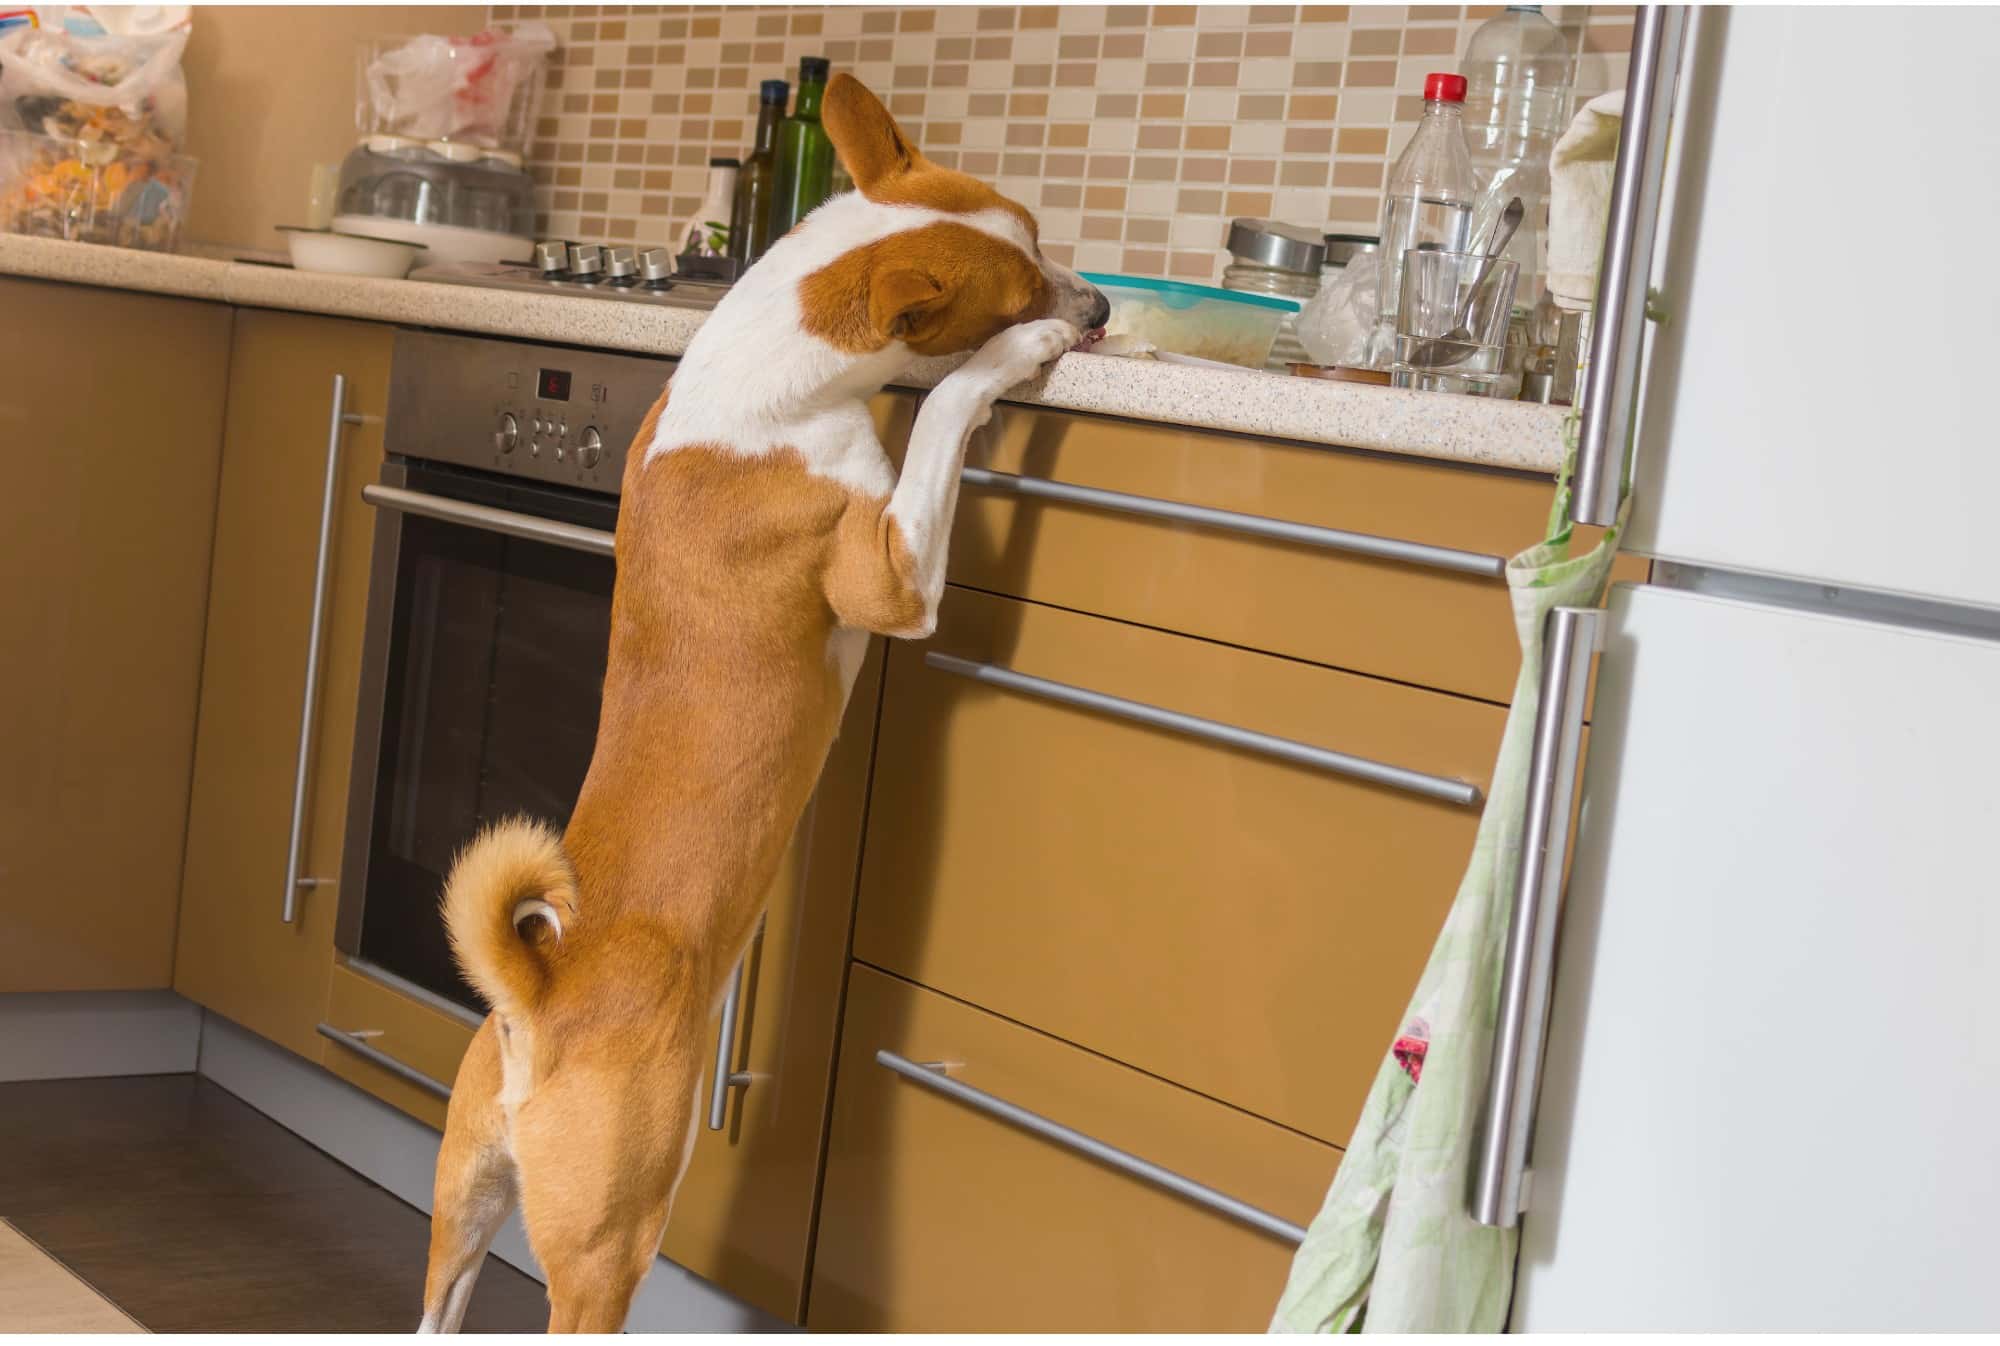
[336,330,670,1014]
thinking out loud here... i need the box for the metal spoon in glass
[1407,196,1524,368]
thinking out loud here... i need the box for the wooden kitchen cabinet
[0,278,232,991]
[316,644,888,1326]
[810,963,1339,1331]
[855,585,1503,1146]
[174,311,393,1058]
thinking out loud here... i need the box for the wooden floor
[0,1074,550,1332]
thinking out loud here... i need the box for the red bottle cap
[1424,72,1467,103]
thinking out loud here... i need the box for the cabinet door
[0,278,231,991]
[174,311,392,1057]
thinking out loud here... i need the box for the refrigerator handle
[1470,605,1603,1228]
[1573,5,1690,527]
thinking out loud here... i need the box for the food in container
[0,127,194,250]
[1079,271,1301,370]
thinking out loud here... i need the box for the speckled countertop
[0,234,1567,473]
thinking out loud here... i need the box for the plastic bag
[362,24,555,146]
[0,8,190,146]
[1296,249,1380,368]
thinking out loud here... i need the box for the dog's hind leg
[420,1019,519,1334]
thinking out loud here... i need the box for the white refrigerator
[1491,7,2000,1330]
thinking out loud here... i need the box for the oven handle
[360,483,617,557]
[284,375,365,925]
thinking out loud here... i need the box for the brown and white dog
[415,76,1108,1333]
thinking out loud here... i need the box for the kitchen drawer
[876,396,1553,703]
[855,586,1501,1144]
[809,964,1338,1331]
[319,960,476,1131]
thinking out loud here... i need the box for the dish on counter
[1079,271,1300,369]
[277,224,427,278]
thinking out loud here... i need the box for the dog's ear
[869,266,951,345]
[824,74,920,193]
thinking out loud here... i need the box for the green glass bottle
[728,79,789,265]
[766,57,834,243]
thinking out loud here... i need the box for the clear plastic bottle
[1460,5,1573,293]
[1371,72,1476,364]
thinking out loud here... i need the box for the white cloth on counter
[1546,90,1624,312]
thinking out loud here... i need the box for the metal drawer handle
[1573,5,1689,526]
[960,465,1506,579]
[360,484,617,557]
[283,374,365,924]
[707,945,755,1132]
[1469,606,1602,1227]
[317,1022,453,1101]
[925,652,1481,807]
[877,1050,1306,1246]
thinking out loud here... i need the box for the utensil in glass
[1407,196,1522,368]
[1391,249,1520,397]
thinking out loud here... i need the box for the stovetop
[409,241,731,313]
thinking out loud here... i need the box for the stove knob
[494,412,519,454]
[569,243,604,277]
[605,246,638,280]
[534,240,570,275]
[577,426,604,470]
[638,247,674,282]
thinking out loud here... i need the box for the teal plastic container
[1079,271,1300,368]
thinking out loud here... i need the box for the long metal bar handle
[316,1023,453,1101]
[282,375,365,924]
[1574,5,1690,527]
[960,466,1506,579]
[1470,606,1603,1227]
[360,483,617,558]
[926,652,1481,807]
[706,953,754,1131]
[877,1050,1306,1246]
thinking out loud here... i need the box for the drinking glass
[1390,249,1520,397]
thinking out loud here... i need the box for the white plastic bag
[0,9,190,146]
[362,24,555,145]
[1296,249,1380,368]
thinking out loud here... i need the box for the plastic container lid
[1225,218,1326,273]
[1424,72,1468,102]
[1079,271,1301,312]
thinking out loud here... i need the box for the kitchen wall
[492,3,1633,282]
[182,5,471,251]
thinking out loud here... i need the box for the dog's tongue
[1070,326,1107,353]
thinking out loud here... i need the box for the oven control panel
[384,328,675,497]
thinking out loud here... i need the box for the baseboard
[195,1012,787,1333]
[0,989,202,1082]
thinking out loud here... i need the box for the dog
[414,75,1109,1334]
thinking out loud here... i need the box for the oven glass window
[360,512,612,1011]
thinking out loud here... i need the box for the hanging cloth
[1270,428,1628,1333]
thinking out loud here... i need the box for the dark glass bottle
[767,57,834,244]
[728,79,789,265]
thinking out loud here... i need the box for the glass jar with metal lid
[1222,218,1324,368]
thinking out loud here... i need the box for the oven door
[338,457,618,1014]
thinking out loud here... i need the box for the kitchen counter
[0,233,1568,473]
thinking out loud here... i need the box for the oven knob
[606,246,638,280]
[577,426,604,469]
[535,240,570,276]
[494,412,519,454]
[569,243,604,278]
[638,247,674,283]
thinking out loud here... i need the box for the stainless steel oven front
[337,329,670,1014]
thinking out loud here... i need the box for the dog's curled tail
[441,817,578,1019]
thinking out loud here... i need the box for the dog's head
[787,74,1108,358]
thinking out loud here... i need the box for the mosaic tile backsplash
[494,3,1634,284]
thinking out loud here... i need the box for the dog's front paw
[958,317,1082,394]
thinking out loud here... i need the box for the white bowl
[278,225,426,278]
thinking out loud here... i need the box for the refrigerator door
[1627,7,2000,608]
[1511,584,2000,1330]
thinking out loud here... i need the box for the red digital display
[537,368,572,402]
